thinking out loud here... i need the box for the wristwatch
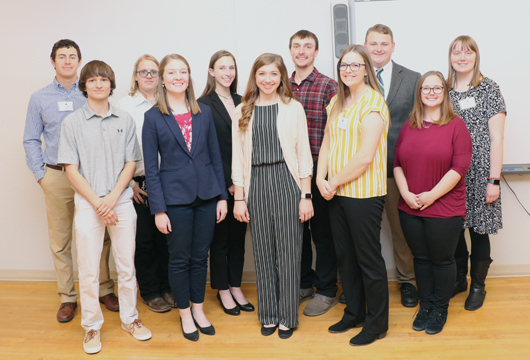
[487,178,500,185]
[301,193,312,199]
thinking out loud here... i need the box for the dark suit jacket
[142,103,228,215]
[386,61,421,177]
[197,92,242,187]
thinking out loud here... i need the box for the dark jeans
[455,228,491,261]
[133,200,171,301]
[300,160,338,297]
[210,194,247,290]
[329,196,388,335]
[399,211,463,310]
[166,198,217,309]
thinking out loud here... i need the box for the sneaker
[83,329,101,354]
[400,283,419,307]
[412,306,431,331]
[424,309,448,335]
[122,319,152,341]
[299,288,314,305]
[303,294,339,316]
[144,297,171,313]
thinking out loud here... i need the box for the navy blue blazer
[142,103,228,215]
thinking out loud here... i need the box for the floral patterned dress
[449,77,506,234]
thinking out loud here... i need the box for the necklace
[423,120,433,129]
[216,92,232,100]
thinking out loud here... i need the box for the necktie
[376,68,384,97]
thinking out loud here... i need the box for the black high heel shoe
[191,312,215,335]
[231,293,255,312]
[180,318,199,341]
[217,291,240,316]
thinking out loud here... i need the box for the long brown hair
[328,44,381,123]
[409,71,456,129]
[447,35,484,89]
[155,54,201,115]
[128,54,159,97]
[200,50,238,98]
[238,53,296,132]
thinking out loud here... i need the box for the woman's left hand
[299,199,314,223]
[416,191,436,211]
[216,200,228,223]
[485,183,500,204]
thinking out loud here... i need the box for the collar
[375,61,393,74]
[290,67,319,84]
[81,102,119,120]
[129,92,153,107]
[54,77,79,91]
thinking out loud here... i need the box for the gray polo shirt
[57,102,142,197]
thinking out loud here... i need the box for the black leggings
[454,228,491,261]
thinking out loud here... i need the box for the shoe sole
[121,324,152,341]
[83,343,101,354]
[303,298,339,317]
[401,300,419,308]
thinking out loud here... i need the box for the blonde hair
[155,54,201,115]
[447,35,484,89]
[128,54,159,97]
[239,53,296,132]
[328,45,383,123]
[200,50,238,98]
[409,71,456,129]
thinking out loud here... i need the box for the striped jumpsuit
[248,104,303,328]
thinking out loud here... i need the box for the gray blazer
[386,61,421,177]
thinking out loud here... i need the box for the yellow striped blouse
[326,88,389,199]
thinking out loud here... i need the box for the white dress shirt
[118,93,156,177]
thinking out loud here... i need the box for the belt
[46,164,64,171]
[312,155,319,161]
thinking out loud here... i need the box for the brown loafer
[162,292,177,308]
[99,293,119,312]
[144,297,171,313]
[57,302,77,323]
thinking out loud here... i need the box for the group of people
[23,23,505,354]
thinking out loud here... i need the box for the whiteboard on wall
[352,0,529,164]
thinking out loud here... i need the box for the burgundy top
[393,117,472,218]
[174,112,192,152]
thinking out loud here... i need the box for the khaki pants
[385,177,416,285]
[40,166,114,303]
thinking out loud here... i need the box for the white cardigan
[231,98,313,201]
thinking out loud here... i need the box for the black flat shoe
[191,313,215,335]
[231,294,255,312]
[261,325,277,336]
[217,291,240,316]
[278,328,293,339]
[349,330,386,346]
[401,283,419,308]
[180,318,199,341]
[338,292,346,304]
[328,319,364,334]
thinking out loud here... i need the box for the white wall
[1,0,528,280]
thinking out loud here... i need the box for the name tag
[58,101,74,112]
[459,97,476,110]
[337,115,348,130]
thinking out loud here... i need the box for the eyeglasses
[337,62,366,72]
[137,70,159,78]
[420,86,444,95]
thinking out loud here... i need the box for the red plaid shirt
[290,68,337,156]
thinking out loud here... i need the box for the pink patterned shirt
[174,112,192,151]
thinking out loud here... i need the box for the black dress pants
[133,186,171,301]
[399,211,463,310]
[329,195,388,335]
[209,194,247,290]
[300,160,338,297]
